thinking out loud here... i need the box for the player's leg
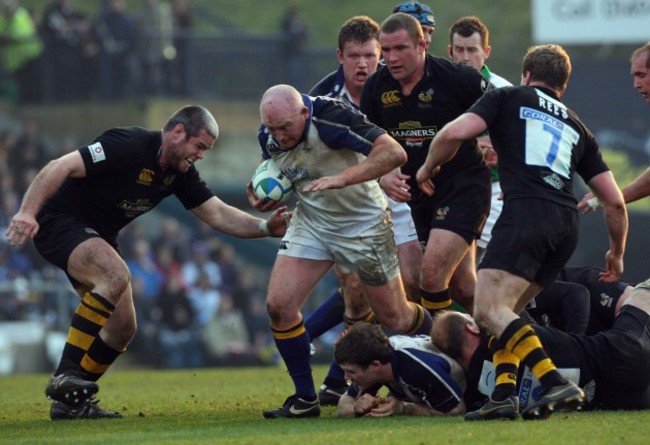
[47,237,131,419]
[363,275,431,335]
[397,239,424,302]
[420,228,472,313]
[263,254,332,419]
[449,243,477,311]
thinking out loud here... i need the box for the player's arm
[586,170,628,282]
[368,395,466,417]
[621,167,650,203]
[6,151,86,245]
[416,112,487,195]
[303,133,406,191]
[191,196,289,238]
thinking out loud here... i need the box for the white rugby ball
[251,158,293,203]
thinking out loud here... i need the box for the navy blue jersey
[360,54,491,200]
[348,335,465,413]
[468,86,609,208]
[39,127,213,239]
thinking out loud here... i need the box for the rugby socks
[488,336,520,401]
[406,302,433,335]
[343,310,376,327]
[305,288,345,339]
[272,319,317,400]
[81,336,123,382]
[420,288,453,313]
[499,317,567,390]
[55,292,115,377]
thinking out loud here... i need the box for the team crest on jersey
[137,168,155,185]
[435,206,449,221]
[418,88,434,103]
[381,90,401,107]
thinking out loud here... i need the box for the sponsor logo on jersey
[88,142,105,163]
[542,173,565,190]
[381,90,401,106]
[389,121,437,149]
[118,199,153,217]
[137,168,155,185]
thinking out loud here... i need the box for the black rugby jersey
[39,127,213,239]
[360,54,490,198]
[468,85,608,208]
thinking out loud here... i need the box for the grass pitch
[1,365,649,445]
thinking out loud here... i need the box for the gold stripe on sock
[271,322,306,340]
[67,327,95,351]
[512,335,542,361]
[80,354,111,375]
[504,324,533,352]
[82,292,112,314]
[531,358,557,379]
[76,304,108,326]
[420,298,452,310]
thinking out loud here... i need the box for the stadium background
[0,0,648,374]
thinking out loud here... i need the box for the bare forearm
[339,136,406,186]
[622,167,650,203]
[603,204,628,257]
[19,159,69,216]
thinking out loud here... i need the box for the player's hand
[265,206,291,237]
[353,393,382,417]
[577,191,601,214]
[415,165,441,196]
[477,135,498,168]
[367,396,403,417]
[379,171,411,202]
[5,212,39,247]
[302,175,345,192]
[246,180,285,212]
[600,250,623,282]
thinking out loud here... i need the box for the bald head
[260,84,308,149]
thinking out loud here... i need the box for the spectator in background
[0,0,44,103]
[170,0,192,96]
[280,4,309,90]
[137,0,172,97]
[94,0,138,100]
[40,0,98,102]
[202,293,251,363]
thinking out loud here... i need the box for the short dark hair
[334,323,393,367]
[430,311,468,362]
[163,105,219,140]
[449,16,489,50]
[522,44,572,92]
[338,16,380,52]
[380,12,423,46]
[631,42,650,69]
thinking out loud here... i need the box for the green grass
[1,365,649,445]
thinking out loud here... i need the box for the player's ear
[467,323,480,335]
[447,44,453,59]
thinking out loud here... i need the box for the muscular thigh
[67,237,129,292]
[267,254,333,311]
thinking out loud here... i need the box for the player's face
[169,126,214,172]
[631,53,650,104]
[339,362,382,390]
[380,29,426,84]
[262,107,308,150]
[337,39,380,93]
[449,32,489,72]
[421,25,434,49]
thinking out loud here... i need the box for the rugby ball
[251,158,293,203]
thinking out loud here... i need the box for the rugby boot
[521,381,585,420]
[50,399,122,420]
[464,395,519,421]
[318,383,349,406]
[263,394,321,419]
[45,372,99,406]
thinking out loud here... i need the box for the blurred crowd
[0,0,194,104]
[0,113,341,370]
